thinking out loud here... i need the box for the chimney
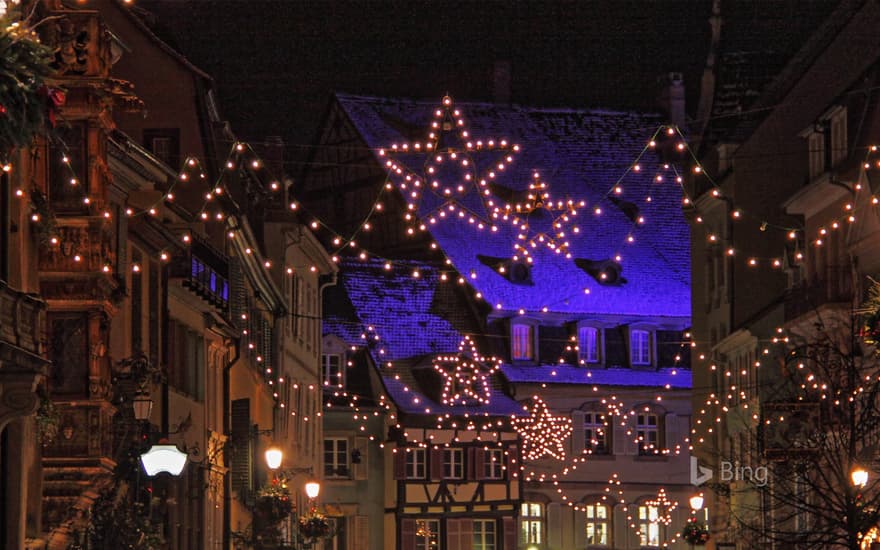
[493,60,511,104]
[658,72,686,129]
[262,136,285,180]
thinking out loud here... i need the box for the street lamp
[132,392,153,421]
[689,494,704,512]
[265,446,283,470]
[140,441,188,476]
[305,480,321,499]
[852,467,869,488]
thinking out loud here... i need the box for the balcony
[171,235,230,311]
[0,281,49,419]
[784,265,853,322]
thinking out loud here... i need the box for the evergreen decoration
[297,509,331,539]
[255,480,294,525]
[0,15,58,155]
[861,277,880,345]
[680,518,710,546]
[34,393,59,444]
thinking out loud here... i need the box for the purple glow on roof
[501,363,691,388]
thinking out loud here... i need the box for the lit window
[579,326,599,363]
[637,414,661,456]
[585,503,610,546]
[322,354,344,388]
[323,438,349,477]
[443,448,463,479]
[484,449,503,479]
[638,505,661,547]
[406,448,426,479]
[415,519,439,550]
[512,323,534,360]
[630,329,650,365]
[473,519,496,550]
[584,412,608,454]
[520,503,544,545]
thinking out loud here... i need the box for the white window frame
[636,413,661,456]
[630,329,651,366]
[585,503,610,546]
[511,322,534,361]
[443,448,463,479]
[324,437,349,478]
[322,353,344,388]
[584,412,609,455]
[484,449,503,479]
[406,448,426,479]
[520,502,544,545]
[578,325,600,364]
[473,519,496,550]
[637,505,662,547]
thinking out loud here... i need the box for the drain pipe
[223,338,240,550]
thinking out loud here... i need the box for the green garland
[0,15,56,155]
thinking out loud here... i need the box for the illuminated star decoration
[377,95,521,236]
[513,396,573,461]
[434,335,502,406]
[492,171,585,263]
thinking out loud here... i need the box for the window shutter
[400,518,415,550]
[571,411,586,456]
[547,503,562,549]
[458,518,472,550]
[503,517,516,550]
[229,258,246,330]
[474,448,486,480]
[354,436,368,480]
[625,415,639,455]
[505,445,518,477]
[230,398,252,500]
[394,449,406,479]
[353,515,369,550]
[613,416,627,456]
[430,448,444,480]
[466,447,476,480]
[447,518,461,550]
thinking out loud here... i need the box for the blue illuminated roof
[500,364,691,388]
[335,94,690,319]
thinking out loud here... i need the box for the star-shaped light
[492,171,585,262]
[378,95,521,235]
[514,395,573,461]
[434,335,502,406]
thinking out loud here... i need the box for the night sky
[142,1,715,172]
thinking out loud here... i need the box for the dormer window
[322,353,344,388]
[578,326,600,364]
[512,323,534,361]
[803,106,847,181]
[630,329,651,366]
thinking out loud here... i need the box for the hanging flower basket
[298,511,331,539]
[681,518,710,546]
[255,481,293,524]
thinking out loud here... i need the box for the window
[406,449,426,479]
[143,128,180,169]
[637,505,661,547]
[415,519,439,550]
[512,323,534,360]
[637,414,661,455]
[630,329,650,365]
[585,503,610,546]
[443,448,463,479]
[484,449,503,479]
[324,438,349,477]
[323,354,344,388]
[473,519,496,550]
[584,412,608,454]
[579,326,599,364]
[520,503,544,545]
[808,131,825,180]
[169,320,205,401]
